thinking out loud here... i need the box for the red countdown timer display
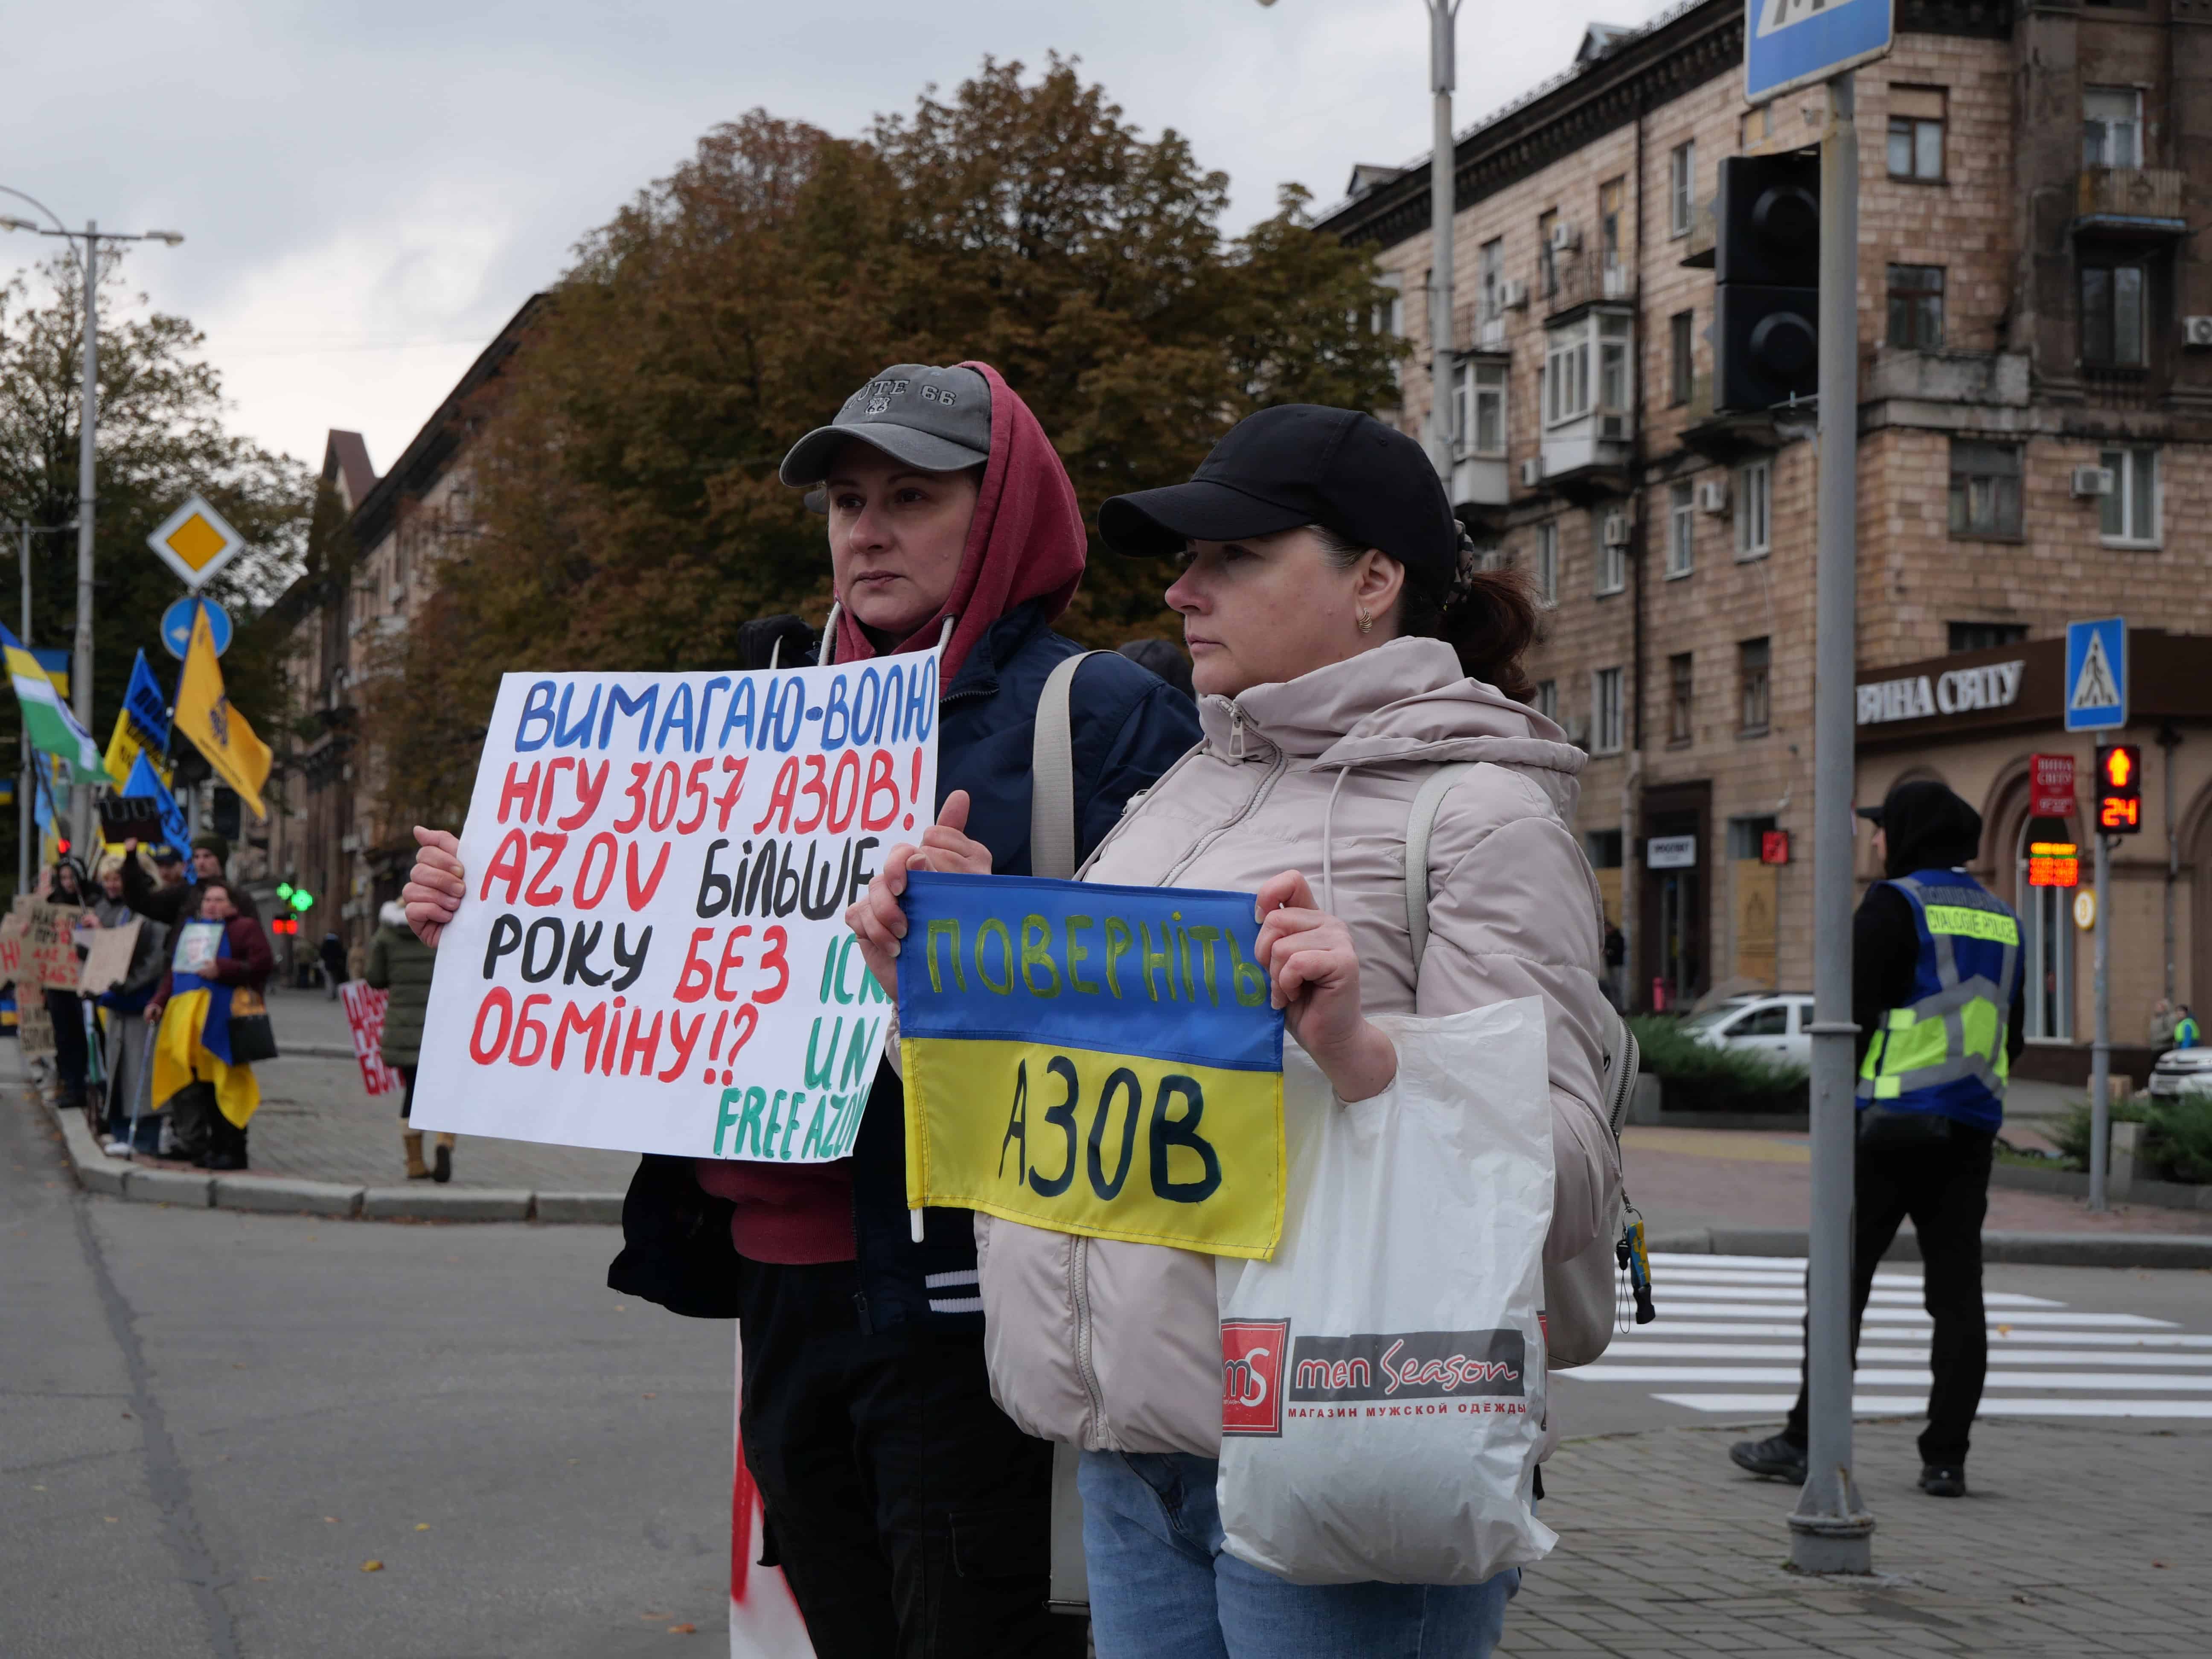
[2095,744,2143,835]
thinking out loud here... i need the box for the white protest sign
[411,652,940,1161]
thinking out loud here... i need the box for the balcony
[1680,373,1793,462]
[1544,255,1636,323]
[2075,169,2186,240]
[1450,452,1510,510]
[1863,348,2030,408]
[1679,198,1717,269]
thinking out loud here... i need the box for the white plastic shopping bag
[1215,1000,1557,1585]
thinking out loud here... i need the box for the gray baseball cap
[779,363,992,486]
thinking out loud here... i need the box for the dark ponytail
[1309,524,1540,707]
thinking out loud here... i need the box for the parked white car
[1681,993,1816,1069]
[2147,1046,2212,1100]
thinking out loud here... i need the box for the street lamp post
[1256,0,1461,480]
[0,187,183,852]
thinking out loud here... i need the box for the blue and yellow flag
[898,872,1287,1259]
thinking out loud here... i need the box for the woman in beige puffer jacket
[848,405,1619,1658]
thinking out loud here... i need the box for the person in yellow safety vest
[1731,780,2024,1502]
[2174,1005,2200,1049]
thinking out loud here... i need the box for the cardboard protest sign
[339,981,403,1096]
[77,917,144,996]
[412,654,940,1160]
[0,898,89,991]
[898,872,1287,1259]
[15,990,53,1060]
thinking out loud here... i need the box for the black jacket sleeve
[120,856,189,928]
[1851,883,1920,1070]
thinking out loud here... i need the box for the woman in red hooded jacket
[404,363,1200,1657]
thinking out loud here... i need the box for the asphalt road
[1,1095,736,1659]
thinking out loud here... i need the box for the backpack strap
[1030,652,1105,880]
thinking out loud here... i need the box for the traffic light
[2095,744,2142,835]
[1714,151,1820,413]
[277,880,316,914]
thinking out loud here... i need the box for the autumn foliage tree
[368,56,1402,825]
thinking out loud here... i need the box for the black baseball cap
[1097,405,1458,583]
[780,364,992,485]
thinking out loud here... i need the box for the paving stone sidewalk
[1510,1416,2210,1656]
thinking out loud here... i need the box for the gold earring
[1356,606,1374,634]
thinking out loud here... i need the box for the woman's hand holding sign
[1253,870,1397,1104]
[403,826,466,948]
[844,790,991,999]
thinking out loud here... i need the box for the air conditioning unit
[1476,315,1506,348]
[1548,221,1582,254]
[1501,278,1530,311]
[1600,413,1630,441]
[2070,465,2116,499]
[1697,480,1729,514]
[1519,457,1545,488]
[2185,316,2212,348]
[1602,512,1632,548]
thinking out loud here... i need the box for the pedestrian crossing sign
[2064,617,2128,733]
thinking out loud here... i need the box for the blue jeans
[1079,1449,1519,1659]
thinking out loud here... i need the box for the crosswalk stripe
[1650,1303,2176,1326]
[1570,1254,2212,1425]
[1574,1365,2212,1389]
[1587,1342,2212,1367]
[1652,1393,2212,1420]
[1612,1320,2212,1345]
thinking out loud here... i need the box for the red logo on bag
[1221,1319,1289,1437]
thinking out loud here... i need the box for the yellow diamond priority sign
[147,495,245,589]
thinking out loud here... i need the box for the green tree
[367,57,1403,826]
[0,251,312,885]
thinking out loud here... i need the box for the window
[1595,513,1626,596]
[1534,679,1558,722]
[1586,829,1623,868]
[1669,311,1694,405]
[1535,522,1559,607]
[1668,652,1694,745]
[1598,313,1631,416]
[1452,358,1506,455]
[1886,87,1946,180]
[1376,272,1405,387]
[1545,313,1630,430]
[2080,258,2148,369]
[1538,209,1559,298]
[1726,815,1779,859]
[1592,667,1625,754]
[1738,638,1771,735]
[1598,176,1626,271]
[1886,265,1945,350]
[2100,445,2159,544]
[1545,318,1589,425]
[1667,481,1695,577]
[1668,141,1696,237]
[1735,1005,1789,1037]
[1948,440,2023,537]
[1478,237,1504,319]
[2084,86,2144,169]
[1735,458,1772,558]
[1947,621,2028,653]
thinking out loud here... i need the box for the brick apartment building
[1319,0,2212,1079]
[265,295,544,966]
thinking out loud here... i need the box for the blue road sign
[1746,0,1895,104]
[160,595,232,661]
[2064,617,2128,733]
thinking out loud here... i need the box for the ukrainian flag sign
[898,872,1288,1259]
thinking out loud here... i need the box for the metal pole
[2089,830,2111,1211]
[17,522,29,896]
[1425,0,1458,479]
[1621,751,1639,1010]
[2162,728,2179,1006]
[74,223,98,856]
[1790,70,1874,1576]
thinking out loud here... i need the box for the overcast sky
[2,0,1679,477]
